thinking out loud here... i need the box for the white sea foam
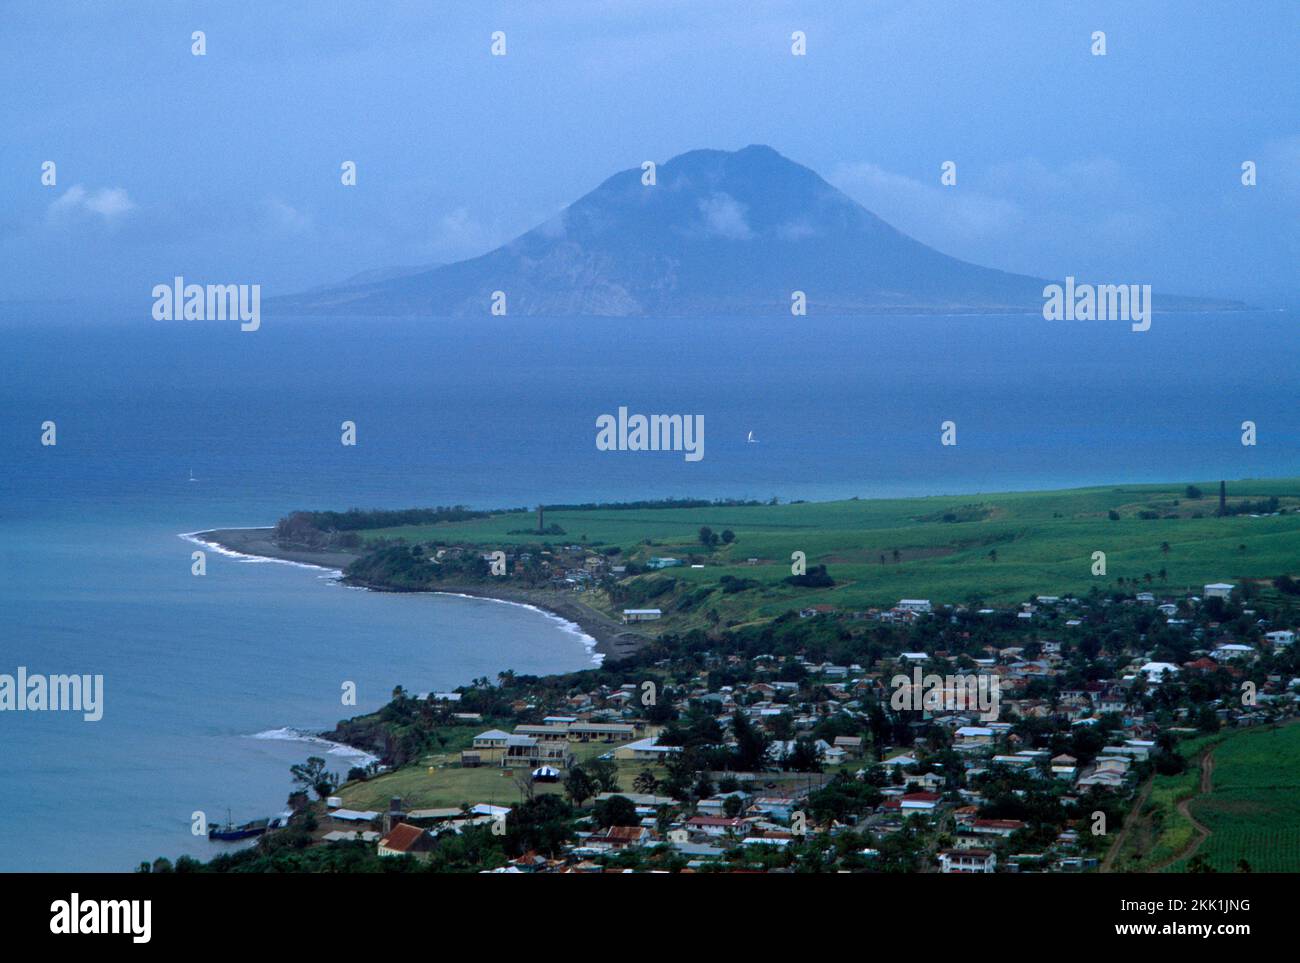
[431,591,604,665]
[250,727,379,767]
[177,531,343,577]
[178,534,600,665]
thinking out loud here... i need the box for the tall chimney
[1218,480,1227,515]
[537,504,544,532]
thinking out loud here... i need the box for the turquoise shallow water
[0,308,1295,870]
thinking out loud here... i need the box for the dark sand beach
[193,527,649,661]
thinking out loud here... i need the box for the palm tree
[1160,541,1170,556]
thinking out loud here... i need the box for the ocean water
[0,306,1296,871]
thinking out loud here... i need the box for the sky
[1,0,1296,306]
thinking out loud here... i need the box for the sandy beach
[192,527,649,661]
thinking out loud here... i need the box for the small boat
[188,468,197,483]
[746,431,758,444]
[208,810,269,841]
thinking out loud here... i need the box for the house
[1204,582,1235,599]
[898,599,932,614]
[685,816,748,838]
[895,792,942,812]
[513,724,571,742]
[622,608,662,623]
[1212,643,1255,661]
[646,557,681,569]
[970,818,1025,838]
[472,729,512,753]
[939,849,997,873]
[377,823,435,859]
[586,825,650,850]
[501,734,574,769]
[954,726,994,746]
[1139,662,1180,683]
[613,738,682,762]
[1266,630,1296,647]
[566,722,636,742]
[833,735,864,757]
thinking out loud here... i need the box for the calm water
[0,306,1296,870]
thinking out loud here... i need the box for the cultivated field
[357,478,1300,618]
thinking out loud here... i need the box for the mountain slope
[275,145,1242,317]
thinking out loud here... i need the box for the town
[157,566,1300,874]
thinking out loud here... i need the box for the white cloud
[698,192,752,240]
[47,185,136,222]
[265,197,312,234]
[829,162,1022,243]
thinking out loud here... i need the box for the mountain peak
[275,147,1241,317]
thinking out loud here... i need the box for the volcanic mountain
[276,145,1239,316]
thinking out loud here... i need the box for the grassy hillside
[1165,722,1300,872]
[353,478,1300,621]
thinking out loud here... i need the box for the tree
[723,794,744,817]
[784,738,823,773]
[633,770,659,795]
[1160,541,1170,555]
[290,757,338,800]
[586,758,621,794]
[721,529,735,544]
[593,794,639,828]
[987,549,998,563]
[1185,485,1203,500]
[730,709,771,771]
[698,526,718,548]
[512,768,536,803]
[563,766,596,807]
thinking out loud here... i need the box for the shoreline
[189,527,651,662]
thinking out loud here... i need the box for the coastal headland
[193,526,650,660]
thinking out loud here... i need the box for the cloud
[264,197,312,234]
[47,185,136,223]
[829,162,1022,243]
[698,192,752,239]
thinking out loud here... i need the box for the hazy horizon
[2,0,1296,309]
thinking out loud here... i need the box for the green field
[338,738,667,812]
[1165,722,1300,873]
[357,478,1300,619]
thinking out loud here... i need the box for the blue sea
[1,305,1296,871]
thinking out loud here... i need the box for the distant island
[270,145,1246,318]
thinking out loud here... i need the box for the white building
[1204,582,1235,599]
[1212,644,1255,660]
[898,599,932,614]
[622,608,662,623]
[1139,661,1180,683]
[939,849,997,873]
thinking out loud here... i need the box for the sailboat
[188,469,197,482]
[746,431,758,444]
